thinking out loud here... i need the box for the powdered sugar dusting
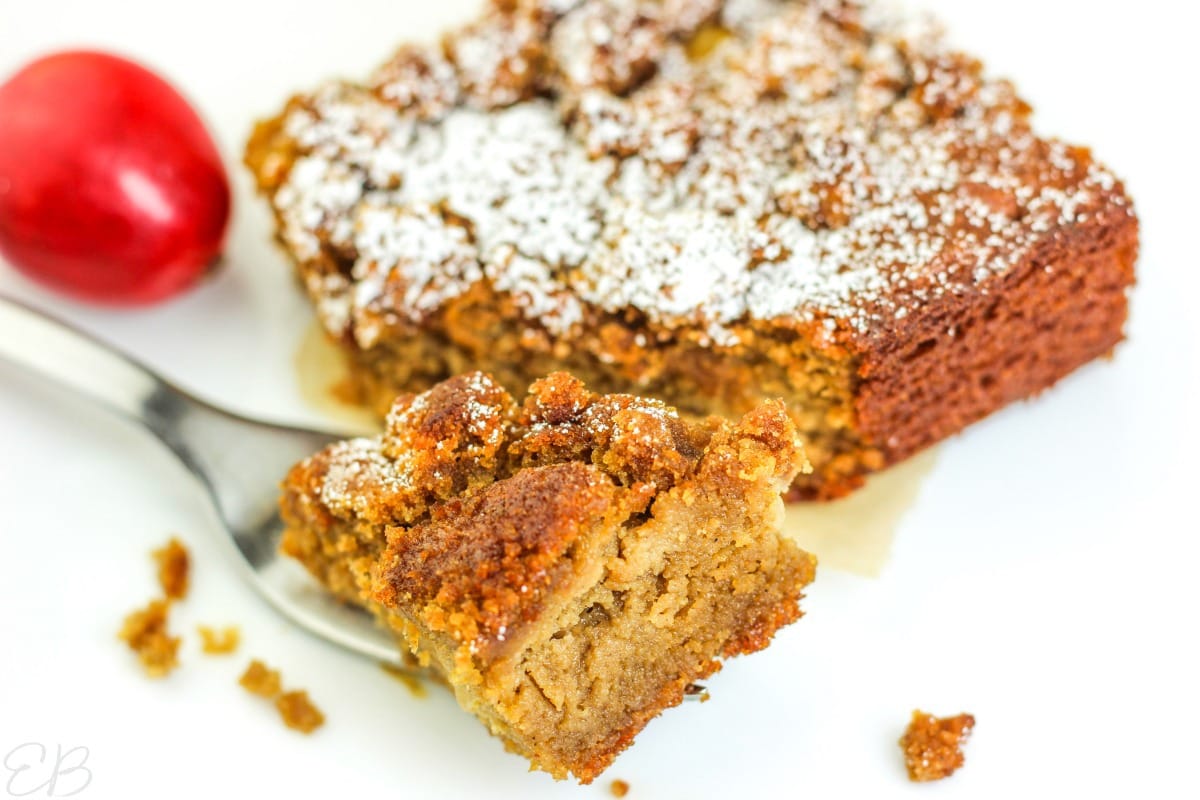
[312,371,697,520]
[318,437,413,518]
[266,0,1130,347]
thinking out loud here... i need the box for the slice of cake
[247,0,1138,499]
[279,371,816,782]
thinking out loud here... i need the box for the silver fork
[0,296,409,667]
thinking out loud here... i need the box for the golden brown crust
[247,0,1137,500]
[279,370,813,782]
[852,156,1139,473]
[511,372,713,490]
[381,372,516,500]
[282,371,775,530]
[374,462,623,656]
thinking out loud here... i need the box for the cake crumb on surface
[240,659,326,733]
[153,537,190,600]
[197,625,241,655]
[899,710,975,782]
[118,599,180,678]
[276,690,326,734]
[610,779,630,797]
[239,659,283,698]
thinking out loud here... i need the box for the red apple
[0,51,231,304]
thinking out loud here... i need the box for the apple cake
[247,0,1138,498]
[278,371,816,781]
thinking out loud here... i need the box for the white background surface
[2,1,1199,798]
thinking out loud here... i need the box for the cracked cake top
[298,371,804,526]
[284,371,808,655]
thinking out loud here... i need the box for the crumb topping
[298,370,795,529]
[287,370,807,656]
[373,461,620,652]
[262,0,1131,347]
[276,361,825,783]
[302,371,744,529]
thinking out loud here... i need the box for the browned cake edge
[278,373,815,781]
[245,0,1139,500]
[250,146,1135,501]
[851,197,1138,478]
[277,194,1135,500]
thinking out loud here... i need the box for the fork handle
[0,294,341,554]
[0,295,212,476]
[0,295,166,421]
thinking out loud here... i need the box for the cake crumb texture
[239,659,283,698]
[248,0,1138,498]
[240,659,327,734]
[276,691,326,734]
[153,537,190,600]
[197,625,241,655]
[280,370,815,781]
[900,710,975,782]
[118,599,180,679]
